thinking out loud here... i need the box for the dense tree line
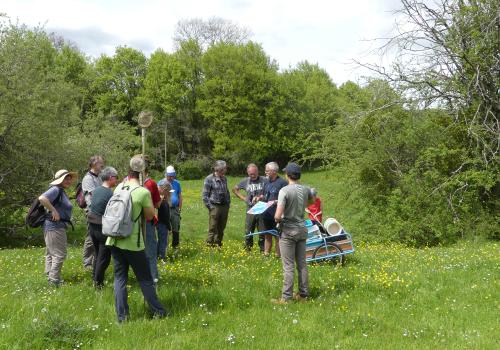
[0,0,497,245]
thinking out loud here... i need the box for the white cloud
[3,0,402,84]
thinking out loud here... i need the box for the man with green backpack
[104,157,166,322]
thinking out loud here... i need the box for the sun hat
[130,155,146,172]
[283,162,301,175]
[158,178,175,192]
[165,165,176,177]
[50,169,78,186]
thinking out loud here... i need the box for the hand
[51,210,60,222]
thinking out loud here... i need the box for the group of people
[38,155,321,321]
[39,155,182,321]
[202,160,321,303]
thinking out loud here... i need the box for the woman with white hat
[38,169,77,286]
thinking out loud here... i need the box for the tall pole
[137,111,153,257]
[164,122,167,169]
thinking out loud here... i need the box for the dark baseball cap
[283,162,301,175]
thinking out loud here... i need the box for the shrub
[176,156,213,180]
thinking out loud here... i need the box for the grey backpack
[102,184,141,238]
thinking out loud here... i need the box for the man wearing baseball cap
[272,162,313,304]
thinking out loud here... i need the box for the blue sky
[3,0,402,84]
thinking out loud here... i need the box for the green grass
[0,172,498,349]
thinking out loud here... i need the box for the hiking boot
[271,298,291,305]
[293,293,308,302]
[93,281,104,290]
[48,279,63,288]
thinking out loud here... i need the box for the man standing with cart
[273,163,313,304]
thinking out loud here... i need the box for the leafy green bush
[176,156,213,180]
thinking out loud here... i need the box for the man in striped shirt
[202,160,231,247]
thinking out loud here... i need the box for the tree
[141,40,210,165]
[328,0,500,243]
[0,21,81,230]
[198,42,280,168]
[173,17,252,51]
[92,47,147,124]
[359,0,499,167]
[0,20,141,238]
[280,62,338,165]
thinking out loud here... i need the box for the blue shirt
[42,186,73,231]
[158,178,182,208]
[262,176,288,219]
[169,179,182,207]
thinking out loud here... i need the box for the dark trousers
[89,223,111,286]
[170,207,181,248]
[245,213,264,251]
[206,204,229,246]
[110,247,166,322]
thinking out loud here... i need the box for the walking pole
[137,110,154,238]
[137,111,154,295]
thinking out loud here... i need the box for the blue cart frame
[246,220,354,266]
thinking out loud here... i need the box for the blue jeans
[110,247,166,322]
[157,222,168,260]
[144,221,158,280]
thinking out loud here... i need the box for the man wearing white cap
[158,165,183,254]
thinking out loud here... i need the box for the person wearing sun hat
[38,169,78,286]
[157,165,183,256]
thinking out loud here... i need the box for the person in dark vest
[156,181,172,261]
[158,165,183,256]
[82,155,105,270]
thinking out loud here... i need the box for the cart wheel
[312,242,344,266]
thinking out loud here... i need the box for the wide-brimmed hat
[50,169,78,186]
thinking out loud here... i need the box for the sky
[3,0,403,85]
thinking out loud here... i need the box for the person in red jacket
[306,188,323,223]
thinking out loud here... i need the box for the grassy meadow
[0,171,498,349]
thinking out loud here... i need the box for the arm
[274,203,284,223]
[82,174,96,207]
[143,206,155,221]
[202,177,212,209]
[178,191,183,210]
[274,190,286,222]
[232,185,247,202]
[38,195,60,221]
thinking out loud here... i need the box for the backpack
[75,182,87,209]
[25,187,64,228]
[102,184,142,241]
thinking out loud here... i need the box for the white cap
[165,165,176,176]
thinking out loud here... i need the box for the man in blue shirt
[233,163,267,252]
[261,162,288,257]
